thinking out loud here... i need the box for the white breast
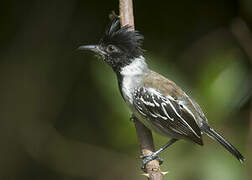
[120,56,148,104]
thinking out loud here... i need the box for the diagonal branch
[119,0,164,179]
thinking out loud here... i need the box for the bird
[78,18,244,169]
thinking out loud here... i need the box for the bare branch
[119,0,134,30]
[119,0,164,179]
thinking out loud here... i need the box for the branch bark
[119,1,163,179]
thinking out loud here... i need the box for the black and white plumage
[132,86,203,145]
[78,18,245,167]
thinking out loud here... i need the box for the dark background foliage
[0,0,251,179]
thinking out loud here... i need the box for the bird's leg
[140,138,178,170]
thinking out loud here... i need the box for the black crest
[100,19,144,58]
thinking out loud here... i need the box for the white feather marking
[138,95,155,107]
[181,103,196,120]
[148,88,200,138]
[165,99,200,138]
[143,101,155,107]
[152,98,160,107]
[157,113,168,120]
[150,112,158,118]
[139,111,147,116]
[136,105,146,116]
[152,93,160,107]
[161,102,174,121]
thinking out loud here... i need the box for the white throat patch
[120,56,148,104]
[120,56,147,76]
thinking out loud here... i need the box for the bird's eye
[106,45,117,53]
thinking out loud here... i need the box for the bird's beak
[78,45,105,55]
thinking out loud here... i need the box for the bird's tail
[202,125,245,163]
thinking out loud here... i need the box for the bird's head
[78,19,144,72]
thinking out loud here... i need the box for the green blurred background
[0,0,251,180]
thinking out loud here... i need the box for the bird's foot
[140,154,163,171]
